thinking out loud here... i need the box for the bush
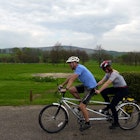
[121,72,140,102]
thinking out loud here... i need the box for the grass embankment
[0,62,139,106]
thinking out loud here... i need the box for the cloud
[0,0,139,52]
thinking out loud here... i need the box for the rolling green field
[0,62,139,106]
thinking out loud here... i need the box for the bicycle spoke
[118,103,140,130]
[39,105,68,133]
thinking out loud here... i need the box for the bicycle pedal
[106,115,113,122]
[77,118,85,125]
[99,109,109,115]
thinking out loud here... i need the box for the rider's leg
[71,85,90,122]
[79,102,91,131]
[68,84,85,99]
[101,87,115,109]
[79,102,89,122]
[109,97,121,129]
[79,88,95,131]
[69,86,81,99]
[109,88,129,129]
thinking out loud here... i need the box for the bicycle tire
[117,102,140,130]
[39,104,68,133]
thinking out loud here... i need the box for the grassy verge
[0,62,139,106]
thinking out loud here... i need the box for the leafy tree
[92,45,113,64]
[120,52,140,66]
[42,51,50,63]
[49,43,63,64]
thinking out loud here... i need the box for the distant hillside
[0,45,126,57]
[106,50,126,57]
[38,45,126,56]
[38,45,94,54]
[37,45,126,56]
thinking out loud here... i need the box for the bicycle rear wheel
[118,102,140,130]
[39,104,68,133]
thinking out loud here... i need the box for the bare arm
[95,79,112,94]
[99,79,112,92]
[61,74,79,89]
[61,75,71,86]
[97,78,106,86]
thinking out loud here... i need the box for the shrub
[121,72,140,102]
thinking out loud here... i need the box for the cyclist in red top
[95,60,129,129]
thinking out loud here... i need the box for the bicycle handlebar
[58,87,67,97]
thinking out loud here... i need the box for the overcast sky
[0,0,140,52]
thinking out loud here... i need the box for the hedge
[121,72,140,102]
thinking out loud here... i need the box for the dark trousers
[101,87,129,124]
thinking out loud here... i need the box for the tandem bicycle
[38,88,140,133]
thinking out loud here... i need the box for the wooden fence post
[30,90,33,102]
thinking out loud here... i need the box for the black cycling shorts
[76,84,95,105]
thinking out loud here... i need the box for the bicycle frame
[57,96,111,121]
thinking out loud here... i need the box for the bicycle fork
[53,103,69,121]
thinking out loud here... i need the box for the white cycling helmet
[66,56,80,63]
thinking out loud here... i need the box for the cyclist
[59,56,97,131]
[95,60,129,129]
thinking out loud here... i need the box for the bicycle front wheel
[39,104,68,133]
[118,102,140,130]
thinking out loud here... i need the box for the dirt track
[32,73,72,78]
[0,105,140,140]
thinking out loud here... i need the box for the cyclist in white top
[95,60,129,129]
[59,56,97,131]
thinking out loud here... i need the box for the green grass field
[0,62,139,106]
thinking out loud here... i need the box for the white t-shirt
[103,70,127,87]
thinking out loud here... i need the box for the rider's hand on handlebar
[95,89,100,94]
[60,88,67,93]
[58,85,63,90]
[58,85,67,93]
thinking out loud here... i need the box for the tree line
[0,44,139,65]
